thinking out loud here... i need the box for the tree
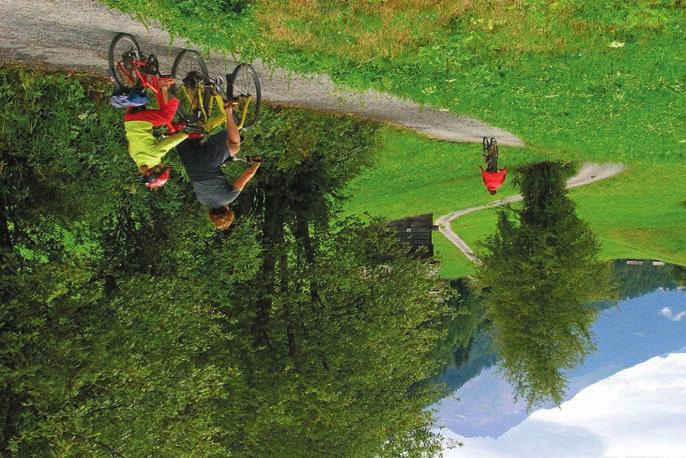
[0,67,261,456]
[670,265,686,288]
[1,67,451,457]
[611,260,677,299]
[221,109,451,456]
[476,162,614,408]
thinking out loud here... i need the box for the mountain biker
[480,137,507,195]
[176,100,260,230]
[120,78,188,188]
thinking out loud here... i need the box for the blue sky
[439,352,686,458]
[435,289,686,440]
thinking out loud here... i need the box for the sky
[439,352,686,458]
[435,289,686,440]
[660,306,686,322]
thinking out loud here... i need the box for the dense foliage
[0,67,451,457]
[612,261,685,299]
[476,162,615,408]
[433,279,490,380]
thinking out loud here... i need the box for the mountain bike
[482,137,499,172]
[108,33,182,134]
[171,49,262,136]
[109,33,168,98]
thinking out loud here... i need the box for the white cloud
[660,307,686,322]
[439,353,686,458]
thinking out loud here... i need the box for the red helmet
[144,166,171,189]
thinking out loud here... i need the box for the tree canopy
[476,161,615,408]
[0,67,451,457]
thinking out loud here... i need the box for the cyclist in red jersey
[480,137,507,195]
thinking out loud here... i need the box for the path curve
[0,0,523,147]
[436,163,627,263]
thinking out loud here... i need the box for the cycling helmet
[144,166,171,189]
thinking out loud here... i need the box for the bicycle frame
[116,57,161,94]
[178,82,254,132]
[233,96,253,130]
[116,54,182,134]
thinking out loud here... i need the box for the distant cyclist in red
[480,137,506,195]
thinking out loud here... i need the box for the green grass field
[101,0,686,277]
[343,129,686,278]
[342,128,536,277]
[451,165,686,276]
[101,1,685,167]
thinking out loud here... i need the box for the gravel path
[0,0,523,147]
[435,163,627,263]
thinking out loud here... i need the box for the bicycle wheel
[230,64,261,129]
[171,50,209,121]
[108,33,142,90]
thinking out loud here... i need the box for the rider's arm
[232,161,260,192]
[225,102,241,158]
[128,130,187,169]
[156,131,189,155]
[134,131,188,168]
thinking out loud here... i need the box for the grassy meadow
[451,165,686,276]
[100,0,686,277]
[346,129,686,277]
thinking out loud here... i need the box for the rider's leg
[157,85,170,106]
[125,80,179,127]
[124,96,179,127]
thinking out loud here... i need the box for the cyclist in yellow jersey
[123,78,188,188]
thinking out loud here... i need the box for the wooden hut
[390,213,436,258]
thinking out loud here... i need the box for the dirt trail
[435,163,627,263]
[0,0,523,147]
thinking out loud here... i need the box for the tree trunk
[254,191,281,346]
[278,239,298,361]
[0,195,11,251]
[294,212,315,264]
[1,390,21,457]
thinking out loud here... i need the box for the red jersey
[480,166,507,192]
